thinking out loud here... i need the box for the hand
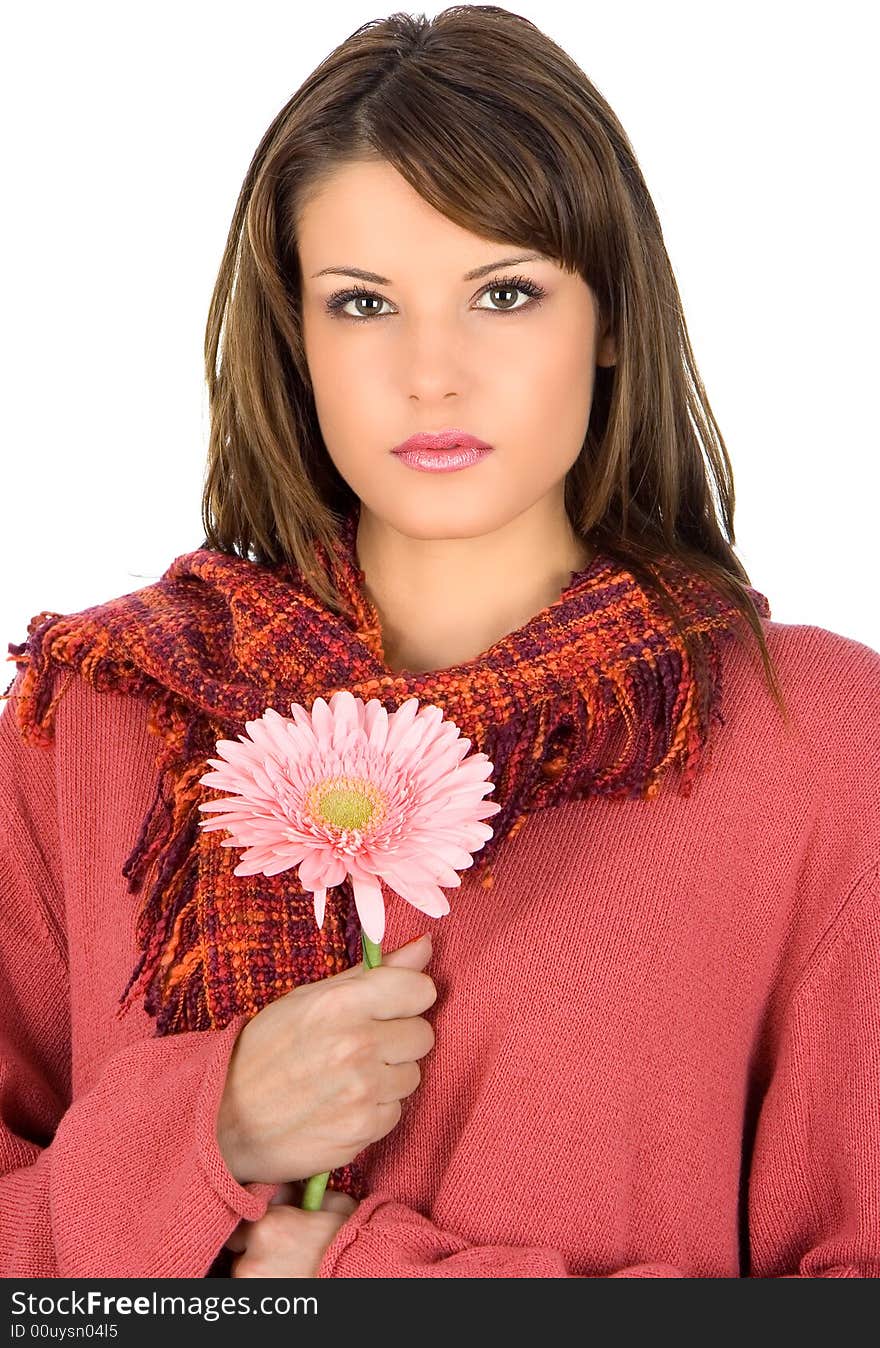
[226,1181,360,1278]
[216,933,436,1185]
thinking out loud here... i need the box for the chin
[360,495,517,544]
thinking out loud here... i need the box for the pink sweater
[1,615,878,1278]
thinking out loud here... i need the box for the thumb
[377,931,433,969]
[267,1181,301,1206]
[325,931,433,983]
[318,1188,359,1216]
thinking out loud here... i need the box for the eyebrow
[310,253,549,284]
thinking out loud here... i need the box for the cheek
[305,329,388,449]
[495,331,595,476]
[531,309,595,403]
[494,301,595,399]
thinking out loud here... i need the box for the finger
[319,1189,358,1215]
[378,1057,422,1102]
[224,1220,252,1254]
[230,1252,255,1278]
[365,965,437,1019]
[268,1181,300,1206]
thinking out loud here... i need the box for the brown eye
[325,287,391,320]
[323,273,545,322]
[473,274,546,314]
[349,295,385,317]
[475,284,529,311]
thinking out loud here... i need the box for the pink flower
[196,690,501,944]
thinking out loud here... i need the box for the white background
[2,0,877,669]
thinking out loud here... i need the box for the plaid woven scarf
[3,501,770,1206]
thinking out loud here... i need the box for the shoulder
[1,657,156,786]
[746,618,880,962]
[762,615,880,685]
[762,619,879,788]
[760,611,878,763]
[1,548,219,750]
[730,616,880,754]
[719,611,879,868]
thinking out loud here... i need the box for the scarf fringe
[2,615,219,1030]
[471,623,729,891]
[3,612,161,743]
[116,752,208,1028]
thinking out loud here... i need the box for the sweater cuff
[315,1195,692,1278]
[607,1263,688,1277]
[194,1014,279,1220]
[316,1192,407,1277]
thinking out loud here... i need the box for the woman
[1,7,878,1278]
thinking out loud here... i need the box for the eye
[323,273,546,321]
[473,275,546,313]
[324,286,392,320]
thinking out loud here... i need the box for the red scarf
[4,502,769,1205]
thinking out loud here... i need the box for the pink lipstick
[391,428,495,474]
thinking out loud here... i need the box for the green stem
[300,927,383,1210]
[300,1169,331,1211]
[361,929,383,970]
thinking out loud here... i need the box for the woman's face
[298,159,615,543]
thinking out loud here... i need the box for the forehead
[297,160,536,275]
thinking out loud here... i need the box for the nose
[399,318,468,399]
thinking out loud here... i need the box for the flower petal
[389,708,439,759]
[288,702,320,749]
[298,848,348,891]
[364,699,390,750]
[384,697,420,754]
[309,696,333,745]
[350,868,386,944]
[328,688,361,747]
[381,874,451,919]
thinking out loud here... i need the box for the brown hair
[200,4,789,723]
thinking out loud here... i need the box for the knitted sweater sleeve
[0,679,279,1278]
[317,864,880,1279]
[745,860,879,1278]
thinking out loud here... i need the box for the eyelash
[323,273,547,322]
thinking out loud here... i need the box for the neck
[354,501,594,675]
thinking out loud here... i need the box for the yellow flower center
[306,775,386,834]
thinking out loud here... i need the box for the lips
[392,428,493,454]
